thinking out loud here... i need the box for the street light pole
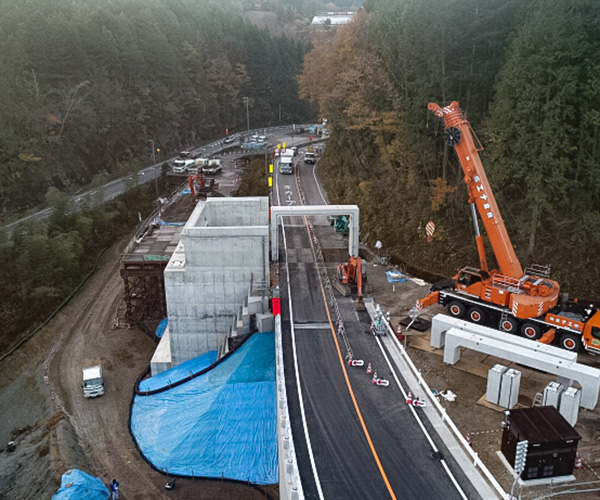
[243,97,250,131]
[148,139,158,200]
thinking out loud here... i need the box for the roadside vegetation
[0,185,155,354]
[233,156,271,197]
[299,0,600,299]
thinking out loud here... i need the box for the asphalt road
[275,154,481,499]
[2,125,308,235]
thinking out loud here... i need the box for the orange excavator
[416,101,600,353]
[188,173,218,203]
[336,256,366,309]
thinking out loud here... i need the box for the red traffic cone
[366,362,372,375]
[406,390,413,405]
[575,453,582,470]
[466,433,471,446]
[372,371,378,383]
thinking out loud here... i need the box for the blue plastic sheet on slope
[155,318,168,338]
[139,349,218,392]
[179,188,191,196]
[131,331,277,484]
[52,469,109,500]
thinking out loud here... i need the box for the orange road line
[300,216,398,500]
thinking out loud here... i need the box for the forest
[299,0,600,300]
[0,0,315,214]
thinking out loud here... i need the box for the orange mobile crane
[416,101,600,353]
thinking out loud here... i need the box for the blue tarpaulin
[131,331,277,484]
[52,469,109,500]
[179,189,191,196]
[386,270,407,282]
[138,349,218,392]
[155,318,168,338]
[155,218,186,227]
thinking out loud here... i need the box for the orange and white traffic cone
[466,433,471,446]
[366,362,372,375]
[396,324,405,341]
[575,453,582,470]
[406,390,413,405]
[372,371,378,384]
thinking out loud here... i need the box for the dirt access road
[0,243,276,500]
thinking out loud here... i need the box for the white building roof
[311,11,356,26]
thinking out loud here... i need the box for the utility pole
[148,139,158,200]
[243,96,250,131]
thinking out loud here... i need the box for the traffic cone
[396,324,405,341]
[406,390,413,404]
[366,362,372,375]
[466,433,471,446]
[372,371,378,384]
[575,453,582,470]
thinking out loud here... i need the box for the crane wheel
[559,333,582,352]
[467,307,486,324]
[499,316,519,334]
[521,322,542,340]
[447,301,466,318]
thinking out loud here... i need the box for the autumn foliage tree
[300,0,600,297]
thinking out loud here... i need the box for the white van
[82,365,104,398]
[303,152,315,164]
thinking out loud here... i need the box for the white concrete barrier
[276,315,304,500]
[433,316,600,410]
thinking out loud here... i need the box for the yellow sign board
[268,176,273,187]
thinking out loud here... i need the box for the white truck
[172,158,196,173]
[82,365,104,398]
[279,156,293,174]
[201,158,222,175]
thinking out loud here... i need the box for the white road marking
[374,335,469,500]
[276,169,325,500]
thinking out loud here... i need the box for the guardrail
[378,312,509,499]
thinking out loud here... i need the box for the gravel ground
[364,257,600,500]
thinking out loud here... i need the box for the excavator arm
[429,102,523,279]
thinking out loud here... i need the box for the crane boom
[412,101,600,354]
[429,101,523,278]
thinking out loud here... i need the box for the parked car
[296,127,305,134]
[224,136,235,144]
